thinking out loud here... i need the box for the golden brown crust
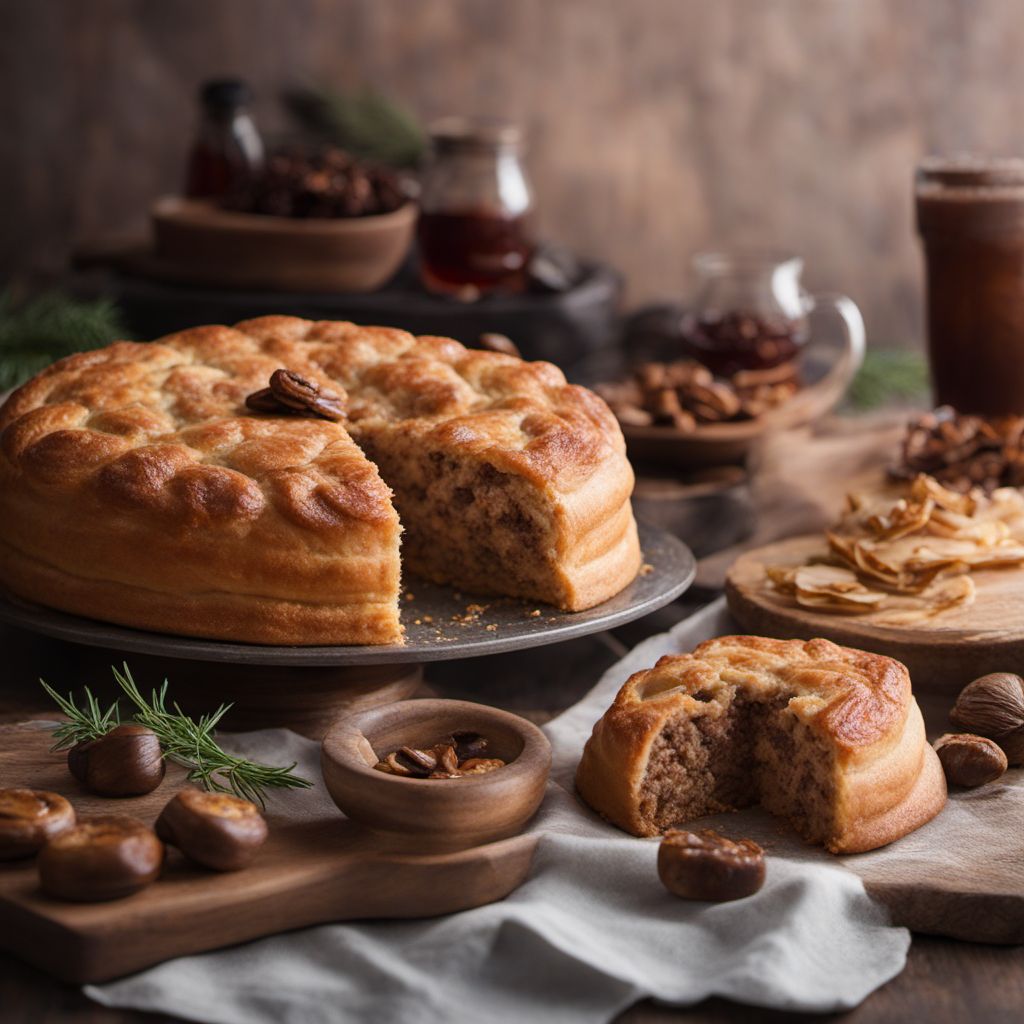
[0,317,639,643]
[575,635,945,853]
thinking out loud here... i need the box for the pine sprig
[0,288,127,391]
[283,86,426,168]
[38,666,312,808]
[846,348,929,411]
[38,680,121,750]
[112,665,311,807]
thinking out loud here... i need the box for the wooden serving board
[726,534,1024,693]
[0,725,538,983]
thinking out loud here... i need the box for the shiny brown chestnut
[68,724,165,797]
[0,788,76,861]
[38,815,164,901]
[155,789,268,871]
[658,829,766,902]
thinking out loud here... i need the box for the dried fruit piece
[793,565,887,613]
[451,731,489,762]
[657,829,765,902]
[372,732,505,779]
[398,746,439,773]
[597,357,800,433]
[893,407,1024,494]
[770,472,1024,621]
[433,743,459,774]
[934,733,1008,787]
[458,758,505,775]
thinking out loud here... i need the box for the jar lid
[429,117,522,151]
[200,78,253,113]
[917,155,1024,189]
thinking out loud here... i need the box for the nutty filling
[357,436,564,602]
[640,691,837,843]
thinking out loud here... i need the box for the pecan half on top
[245,369,347,422]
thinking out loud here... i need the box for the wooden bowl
[321,699,552,852]
[151,196,416,293]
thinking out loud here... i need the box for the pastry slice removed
[575,635,946,853]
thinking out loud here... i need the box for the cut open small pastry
[575,634,946,853]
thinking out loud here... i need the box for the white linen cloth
[86,601,910,1022]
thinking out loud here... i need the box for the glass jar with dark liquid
[417,119,533,298]
[916,157,1024,416]
[185,78,264,199]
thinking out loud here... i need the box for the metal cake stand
[0,522,694,735]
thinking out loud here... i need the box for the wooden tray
[0,725,539,983]
[725,534,1024,692]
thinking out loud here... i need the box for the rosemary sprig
[38,666,312,808]
[111,665,312,807]
[38,680,121,750]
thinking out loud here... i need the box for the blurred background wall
[3,0,1024,348]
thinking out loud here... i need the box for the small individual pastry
[0,788,76,860]
[576,635,946,854]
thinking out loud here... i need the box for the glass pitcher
[682,251,864,380]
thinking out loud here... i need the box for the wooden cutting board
[725,534,1024,693]
[0,725,538,983]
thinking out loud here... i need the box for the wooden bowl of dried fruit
[321,699,551,852]
[150,196,417,293]
[599,299,865,467]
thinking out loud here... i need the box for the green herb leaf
[0,288,127,391]
[283,86,426,168]
[38,680,121,750]
[847,349,929,411]
[112,665,312,807]
[38,666,313,807]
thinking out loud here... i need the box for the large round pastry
[575,635,945,853]
[0,317,641,645]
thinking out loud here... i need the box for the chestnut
[658,829,766,902]
[0,788,76,861]
[38,815,163,901]
[155,789,268,871]
[68,724,165,796]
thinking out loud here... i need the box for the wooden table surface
[1,592,1021,1023]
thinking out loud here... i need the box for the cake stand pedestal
[0,523,694,737]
